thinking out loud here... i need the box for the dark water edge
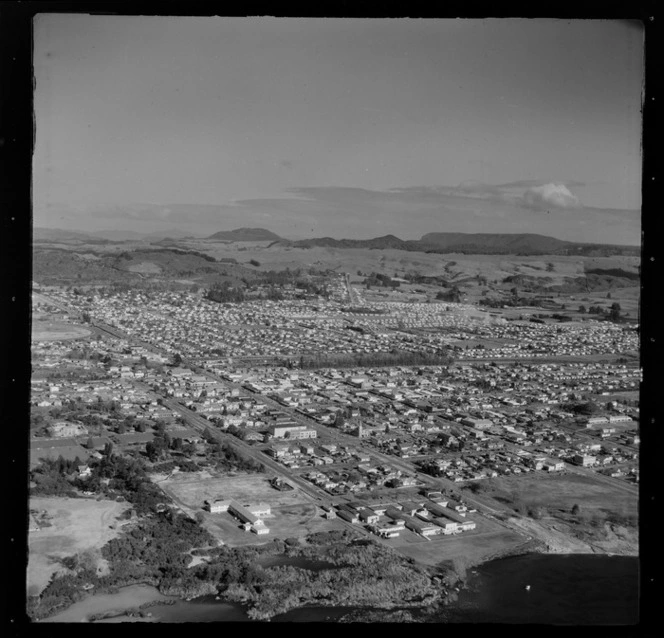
[118,553,640,624]
[437,553,639,625]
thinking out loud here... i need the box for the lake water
[44,553,639,624]
[440,553,639,625]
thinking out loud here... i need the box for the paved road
[36,289,518,518]
[35,291,634,533]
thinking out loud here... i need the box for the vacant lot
[31,319,92,342]
[30,439,92,469]
[27,496,130,597]
[158,471,310,512]
[472,472,638,518]
[127,261,163,274]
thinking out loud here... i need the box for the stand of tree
[205,281,246,303]
[363,272,400,288]
[295,349,454,370]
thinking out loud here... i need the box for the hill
[419,232,573,254]
[208,228,283,242]
[32,246,259,287]
[292,234,414,251]
[289,231,638,257]
[33,228,108,244]
[90,229,151,241]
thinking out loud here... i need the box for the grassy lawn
[468,472,638,520]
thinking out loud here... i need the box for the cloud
[522,183,582,210]
[37,177,639,245]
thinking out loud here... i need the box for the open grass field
[127,261,163,274]
[471,472,638,519]
[158,471,346,545]
[30,441,92,469]
[31,318,92,342]
[200,503,348,547]
[178,241,639,281]
[158,471,312,511]
[27,496,130,597]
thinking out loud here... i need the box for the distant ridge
[419,232,572,253]
[292,234,413,251]
[208,227,283,242]
[288,231,638,256]
[33,227,108,243]
[91,229,149,241]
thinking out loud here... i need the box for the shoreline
[36,528,638,624]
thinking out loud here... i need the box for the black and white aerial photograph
[14,8,653,627]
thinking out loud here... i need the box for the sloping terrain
[420,232,573,254]
[208,228,283,242]
[33,228,109,244]
[282,232,638,257]
[32,247,258,286]
[291,234,415,251]
[33,249,139,284]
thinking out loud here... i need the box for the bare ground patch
[27,497,130,596]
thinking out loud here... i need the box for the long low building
[205,499,231,513]
[337,509,360,524]
[404,515,441,537]
[433,517,459,534]
[205,499,271,534]
[435,507,477,530]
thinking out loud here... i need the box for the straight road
[35,291,634,527]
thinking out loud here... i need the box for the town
[30,269,639,513]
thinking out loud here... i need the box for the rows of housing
[44,288,639,364]
[32,300,640,495]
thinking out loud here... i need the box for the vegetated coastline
[29,447,638,623]
[29,491,637,624]
[31,524,460,623]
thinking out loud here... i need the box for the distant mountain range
[34,226,639,256]
[286,231,638,256]
[419,232,573,253]
[33,228,109,243]
[33,227,198,243]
